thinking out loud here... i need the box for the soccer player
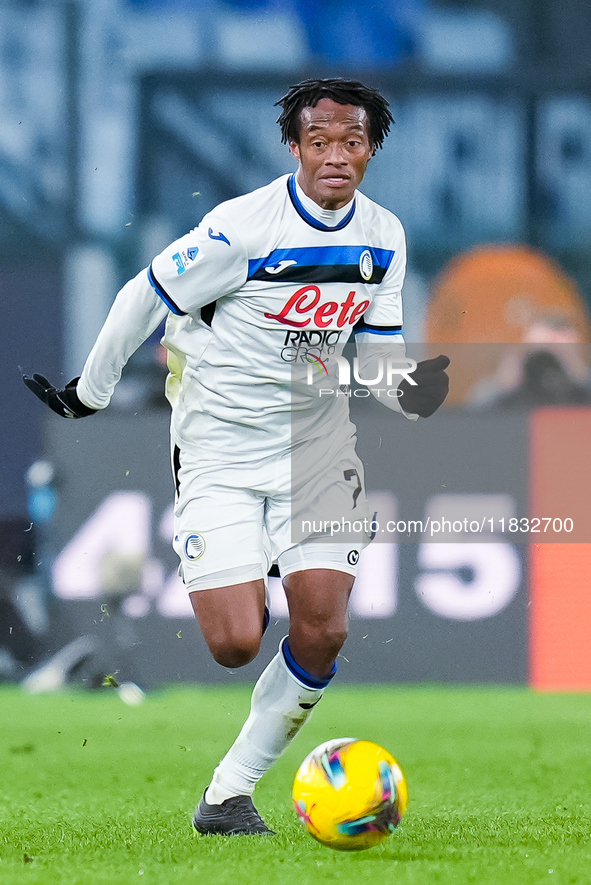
[24,78,449,835]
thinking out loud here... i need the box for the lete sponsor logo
[264,285,369,329]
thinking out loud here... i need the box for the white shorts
[171,442,371,591]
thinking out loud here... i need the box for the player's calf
[286,623,347,679]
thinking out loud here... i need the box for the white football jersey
[78,173,407,459]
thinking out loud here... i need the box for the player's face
[290,99,374,210]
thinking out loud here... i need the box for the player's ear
[289,141,301,161]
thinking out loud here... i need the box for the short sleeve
[149,212,248,317]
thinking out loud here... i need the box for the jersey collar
[287,173,356,232]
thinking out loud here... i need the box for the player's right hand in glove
[398,354,450,418]
[23,374,97,419]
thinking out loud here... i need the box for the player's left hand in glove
[398,354,450,418]
[22,374,97,419]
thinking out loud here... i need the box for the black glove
[23,374,97,419]
[398,354,450,418]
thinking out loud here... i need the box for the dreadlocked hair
[275,78,394,150]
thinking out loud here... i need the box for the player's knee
[207,633,261,669]
[321,624,348,658]
[297,621,348,658]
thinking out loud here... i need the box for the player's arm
[22,374,99,419]
[24,213,246,417]
[77,268,169,410]
[354,219,449,418]
[24,268,168,417]
[354,326,414,418]
[355,327,450,419]
[148,213,247,317]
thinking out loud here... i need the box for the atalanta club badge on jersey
[359,250,373,281]
[185,534,206,560]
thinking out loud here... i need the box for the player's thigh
[190,579,266,668]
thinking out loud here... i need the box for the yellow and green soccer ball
[292,738,408,851]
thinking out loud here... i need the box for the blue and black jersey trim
[247,245,395,285]
[148,265,186,316]
[354,320,403,335]
[287,173,356,232]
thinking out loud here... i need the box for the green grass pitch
[1,683,590,885]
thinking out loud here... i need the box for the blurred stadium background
[2,0,591,692]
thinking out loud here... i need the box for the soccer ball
[292,738,408,851]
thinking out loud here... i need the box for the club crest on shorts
[185,533,206,560]
[347,549,360,566]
